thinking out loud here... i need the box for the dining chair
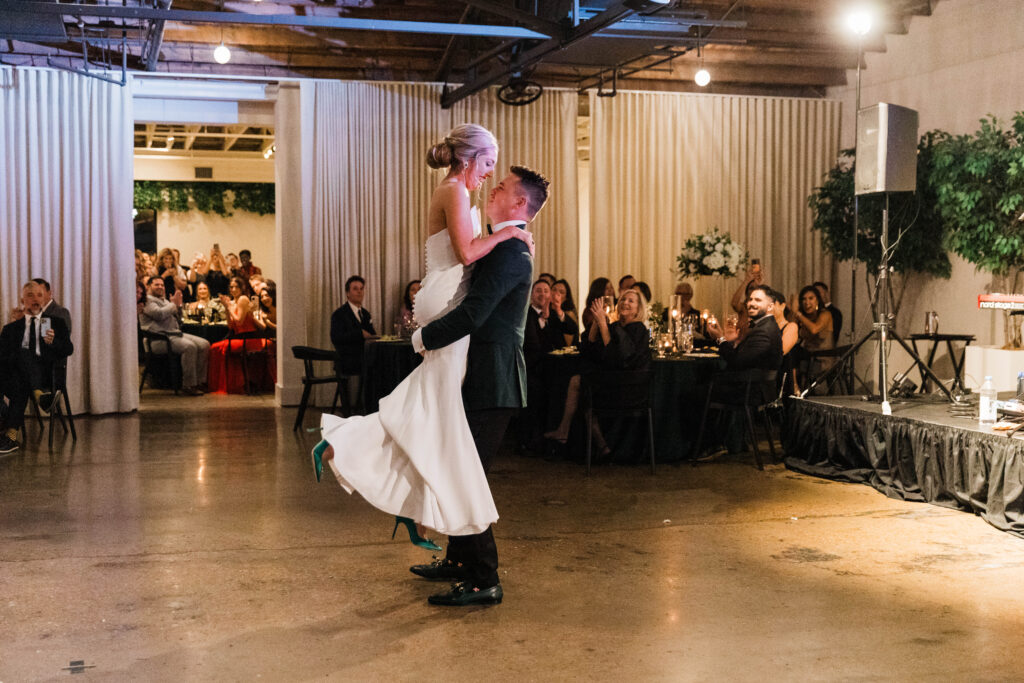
[581,369,656,475]
[692,368,778,470]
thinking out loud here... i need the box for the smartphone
[40,317,52,336]
[751,258,761,274]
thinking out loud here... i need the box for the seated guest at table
[538,272,556,286]
[662,281,706,334]
[394,279,421,334]
[186,251,207,299]
[203,245,233,297]
[33,278,72,334]
[0,281,74,454]
[544,289,651,451]
[254,285,277,332]
[186,282,225,323]
[158,248,191,303]
[791,284,835,393]
[618,274,636,301]
[632,281,652,307]
[552,278,580,347]
[207,277,274,394]
[582,277,615,331]
[707,285,783,372]
[140,276,209,396]
[225,252,243,279]
[522,278,569,451]
[730,263,766,334]
[813,280,843,343]
[331,275,377,410]
[770,290,799,395]
[238,249,263,280]
[136,280,147,317]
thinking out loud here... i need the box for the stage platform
[784,395,1024,539]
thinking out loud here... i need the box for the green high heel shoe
[311,439,330,483]
[393,516,442,551]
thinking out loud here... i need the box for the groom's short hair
[510,165,550,218]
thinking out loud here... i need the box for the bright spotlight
[213,43,231,64]
[845,7,874,36]
[694,69,711,87]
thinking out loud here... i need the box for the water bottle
[979,376,997,425]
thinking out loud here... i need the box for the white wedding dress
[321,208,498,536]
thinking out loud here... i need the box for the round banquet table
[541,351,724,464]
[181,322,231,344]
[361,339,421,413]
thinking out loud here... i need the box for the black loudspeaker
[855,103,919,195]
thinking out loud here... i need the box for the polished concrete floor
[3,393,1024,681]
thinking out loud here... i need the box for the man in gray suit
[139,276,209,395]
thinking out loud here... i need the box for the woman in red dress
[207,277,274,393]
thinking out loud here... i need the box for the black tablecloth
[542,353,723,463]
[181,323,231,344]
[362,340,421,413]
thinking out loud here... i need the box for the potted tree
[930,113,1024,348]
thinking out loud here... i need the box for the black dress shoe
[428,581,502,606]
[410,556,467,581]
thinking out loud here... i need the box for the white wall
[826,0,1024,389]
[134,155,278,282]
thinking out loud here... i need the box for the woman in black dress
[544,289,650,451]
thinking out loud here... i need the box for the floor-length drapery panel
[0,67,137,414]
[589,90,839,315]
[307,81,577,350]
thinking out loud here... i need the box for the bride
[311,124,534,547]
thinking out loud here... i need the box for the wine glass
[602,295,614,317]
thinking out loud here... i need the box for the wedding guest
[207,277,273,394]
[238,249,262,280]
[32,278,72,334]
[226,252,243,278]
[203,245,232,297]
[551,278,579,347]
[0,281,74,454]
[330,275,377,410]
[186,251,208,299]
[395,280,421,334]
[632,281,652,307]
[794,285,834,354]
[186,282,225,323]
[136,281,146,317]
[157,248,191,303]
[139,276,209,395]
[618,274,636,299]
[730,262,765,334]
[538,272,556,286]
[771,290,799,395]
[706,284,783,374]
[522,279,567,451]
[254,285,277,331]
[544,289,651,453]
[813,281,844,343]
[582,277,615,331]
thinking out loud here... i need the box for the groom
[410,165,550,606]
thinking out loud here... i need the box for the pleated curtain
[307,81,578,349]
[0,67,137,414]
[589,90,840,315]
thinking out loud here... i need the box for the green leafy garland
[133,181,275,216]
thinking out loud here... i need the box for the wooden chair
[291,346,353,432]
[692,369,778,470]
[581,369,656,475]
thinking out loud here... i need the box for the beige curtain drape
[306,81,578,349]
[588,90,840,316]
[0,67,137,414]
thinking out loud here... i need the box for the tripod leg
[890,332,955,402]
[801,329,877,398]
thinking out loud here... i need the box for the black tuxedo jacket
[0,314,74,371]
[421,239,533,410]
[524,306,566,371]
[330,303,376,375]
[718,314,782,371]
[43,299,73,335]
[826,303,843,343]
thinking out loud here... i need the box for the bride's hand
[501,226,535,257]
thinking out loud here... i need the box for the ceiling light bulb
[845,7,873,36]
[213,43,231,64]
[694,69,711,87]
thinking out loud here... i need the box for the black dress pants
[445,407,513,589]
[0,351,48,431]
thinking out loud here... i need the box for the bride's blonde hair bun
[426,123,497,170]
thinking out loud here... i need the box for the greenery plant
[930,113,1024,347]
[807,134,951,319]
[133,181,275,217]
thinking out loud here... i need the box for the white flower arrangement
[676,228,748,279]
